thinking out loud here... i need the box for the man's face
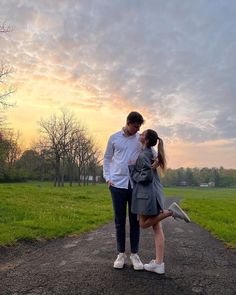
[126,122,141,135]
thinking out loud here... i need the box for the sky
[1,0,236,168]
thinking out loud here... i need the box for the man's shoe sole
[132,265,144,270]
[113,264,125,269]
[130,258,144,270]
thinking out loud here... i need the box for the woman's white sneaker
[144,260,165,274]
[168,202,191,223]
[130,253,144,270]
[113,253,126,269]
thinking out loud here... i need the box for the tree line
[1,123,236,188]
[161,167,236,187]
[1,112,236,187]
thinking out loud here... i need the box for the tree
[65,127,85,186]
[79,137,101,186]
[211,168,220,186]
[16,149,44,180]
[39,110,77,186]
[0,22,14,110]
[39,110,101,186]
[0,129,21,181]
[86,150,102,185]
[162,168,177,186]
[185,168,194,186]
[176,167,185,185]
[4,130,21,166]
[0,131,9,179]
[75,133,94,186]
[199,167,211,183]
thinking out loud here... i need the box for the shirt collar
[121,127,130,137]
[121,128,140,138]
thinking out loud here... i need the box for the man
[103,111,144,270]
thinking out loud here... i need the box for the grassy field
[0,183,235,249]
[164,187,236,249]
[0,182,113,246]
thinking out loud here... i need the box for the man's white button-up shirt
[103,130,142,189]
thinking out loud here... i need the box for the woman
[129,129,190,274]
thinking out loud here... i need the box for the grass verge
[0,182,113,246]
[164,187,236,249]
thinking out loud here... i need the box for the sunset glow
[1,1,236,168]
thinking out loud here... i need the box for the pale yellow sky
[5,85,236,169]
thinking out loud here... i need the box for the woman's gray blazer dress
[129,147,164,216]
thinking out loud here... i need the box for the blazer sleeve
[129,154,153,184]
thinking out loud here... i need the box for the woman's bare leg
[139,210,172,229]
[153,222,165,264]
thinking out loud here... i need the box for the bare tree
[66,127,85,186]
[0,129,21,181]
[39,109,102,186]
[87,147,102,185]
[32,142,54,182]
[0,21,14,110]
[75,134,95,186]
[0,62,14,107]
[39,110,77,186]
[5,130,21,166]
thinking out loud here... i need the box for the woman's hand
[151,159,160,169]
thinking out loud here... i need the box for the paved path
[0,197,235,295]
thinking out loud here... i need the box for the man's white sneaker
[144,260,165,274]
[113,253,126,269]
[168,202,191,223]
[130,253,144,270]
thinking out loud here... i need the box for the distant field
[0,183,235,249]
[164,187,236,249]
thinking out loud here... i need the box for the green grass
[0,183,235,250]
[164,187,236,249]
[0,182,113,246]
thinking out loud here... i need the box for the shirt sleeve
[103,136,114,182]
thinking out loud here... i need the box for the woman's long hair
[145,129,167,173]
[157,137,166,173]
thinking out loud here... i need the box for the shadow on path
[0,197,235,295]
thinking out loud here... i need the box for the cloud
[1,0,236,150]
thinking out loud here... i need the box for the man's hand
[107,180,115,187]
[151,159,160,169]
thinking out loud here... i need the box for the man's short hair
[126,111,144,125]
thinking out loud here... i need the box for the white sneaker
[130,253,144,270]
[168,202,191,223]
[113,253,126,269]
[144,260,165,274]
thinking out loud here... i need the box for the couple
[103,111,190,275]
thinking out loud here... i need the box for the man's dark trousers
[109,184,140,253]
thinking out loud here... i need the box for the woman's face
[139,131,147,144]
